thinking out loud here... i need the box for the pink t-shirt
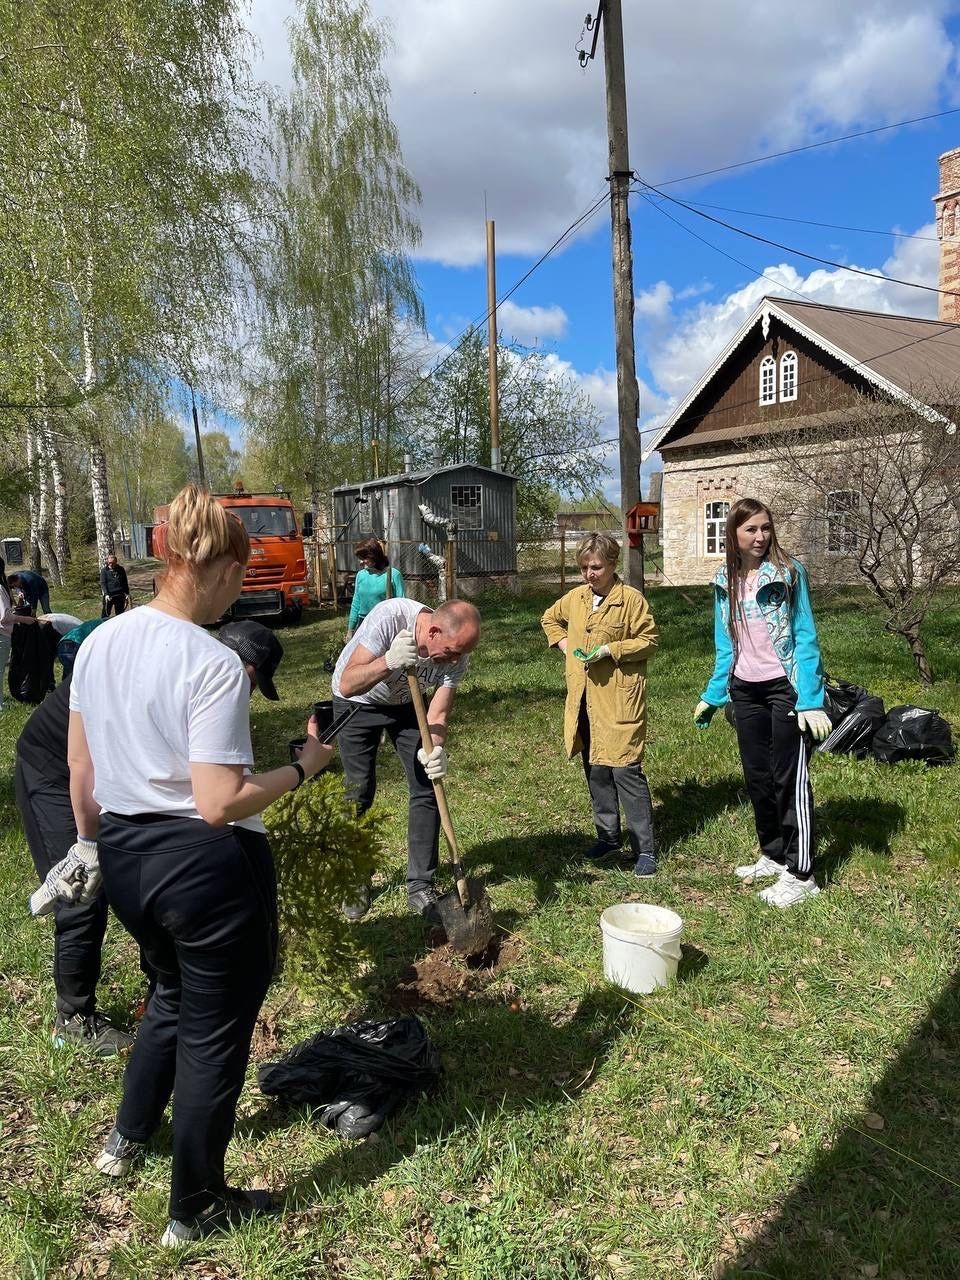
[733,578,786,682]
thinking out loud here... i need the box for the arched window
[780,350,798,402]
[759,356,776,405]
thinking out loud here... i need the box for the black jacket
[100,564,129,596]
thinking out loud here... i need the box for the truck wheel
[284,601,303,626]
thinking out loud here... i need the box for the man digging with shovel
[331,598,481,925]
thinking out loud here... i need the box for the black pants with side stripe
[729,676,815,880]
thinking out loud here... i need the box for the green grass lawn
[1,583,959,1279]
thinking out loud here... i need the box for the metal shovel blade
[435,878,495,956]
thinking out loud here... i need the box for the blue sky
[245,0,960,502]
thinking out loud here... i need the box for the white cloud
[634,281,674,319]
[250,0,959,266]
[497,300,569,344]
[639,222,940,402]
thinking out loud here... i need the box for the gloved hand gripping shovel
[406,672,494,956]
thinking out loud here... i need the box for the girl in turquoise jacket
[694,498,830,909]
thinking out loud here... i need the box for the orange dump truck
[152,486,310,623]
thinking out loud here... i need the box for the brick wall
[661,440,837,585]
[935,148,960,323]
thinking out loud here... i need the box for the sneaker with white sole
[94,1126,146,1177]
[734,852,784,881]
[160,1187,276,1247]
[759,871,821,908]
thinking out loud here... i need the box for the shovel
[406,671,495,956]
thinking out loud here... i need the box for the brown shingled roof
[650,297,960,455]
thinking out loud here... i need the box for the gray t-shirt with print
[331,598,470,706]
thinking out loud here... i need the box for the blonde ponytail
[163,484,249,569]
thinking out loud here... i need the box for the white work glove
[797,708,832,741]
[29,838,101,917]
[384,628,418,671]
[694,700,717,728]
[584,644,611,666]
[417,744,448,780]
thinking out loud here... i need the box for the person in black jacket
[21,619,288,1058]
[100,554,131,617]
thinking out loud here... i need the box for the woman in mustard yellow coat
[541,533,659,875]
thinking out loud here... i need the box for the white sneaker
[760,871,821,908]
[734,852,784,881]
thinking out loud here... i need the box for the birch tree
[245,0,424,521]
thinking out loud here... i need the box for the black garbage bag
[9,622,58,703]
[257,1015,441,1139]
[871,705,955,767]
[822,677,872,728]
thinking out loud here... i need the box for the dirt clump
[388,933,521,1010]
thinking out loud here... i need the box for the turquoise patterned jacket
[701,558,825,711]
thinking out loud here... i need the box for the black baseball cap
[218,620,283,700]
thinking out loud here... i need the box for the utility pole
[190,386,207,489]
[581,0,642,586]
[486,219,501,471]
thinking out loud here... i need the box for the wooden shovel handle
[405,670,471,909]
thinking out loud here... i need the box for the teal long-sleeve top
[348,567,405,630]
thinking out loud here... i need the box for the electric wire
[655,106,960,188]
[655,196,937,242]
[635,177,954,301]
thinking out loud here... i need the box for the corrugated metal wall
[330,467,516,579]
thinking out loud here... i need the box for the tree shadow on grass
[816,795,905,884]
[446,829,601,907]
[654,775,747,855]
[716,970,960,1278]
[238,986,633,1206]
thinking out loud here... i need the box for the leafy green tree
[419,329,605,537]
[244,0,424,521]
[0,0,262,561]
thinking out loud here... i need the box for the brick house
[649,149,960,585]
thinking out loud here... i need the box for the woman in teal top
[346,538,405,638]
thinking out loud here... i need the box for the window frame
[704,499,730,558]
[825,489,861,554]
[759,356,776,406]
[450,482,484,532]
[779,350,798,402]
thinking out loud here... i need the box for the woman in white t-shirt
[68,484,331,1248]
[694,498,831,909]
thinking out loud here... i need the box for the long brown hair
[724,498,795,644]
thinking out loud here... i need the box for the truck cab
[153,486,311,623]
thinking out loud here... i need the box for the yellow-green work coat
[541,580,658,767]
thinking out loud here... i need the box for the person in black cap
[22,618,287,1057]
[216,619,283,702]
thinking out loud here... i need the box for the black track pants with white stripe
[729,675,815,880]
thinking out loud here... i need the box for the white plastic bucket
[599,903,684,994]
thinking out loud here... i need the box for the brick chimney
[934,148,960,322]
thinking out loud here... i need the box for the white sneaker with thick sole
[759,871,821,908]
[734,852,784,881]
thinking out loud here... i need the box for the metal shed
[330,463,517,584]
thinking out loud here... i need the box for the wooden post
[444,536,456,601]
[638,529,645,594]
[601,0,642,588]
[560,528,566,591]
[320,537,330,601]
[486,219,501,472]
[326,542,339,612]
